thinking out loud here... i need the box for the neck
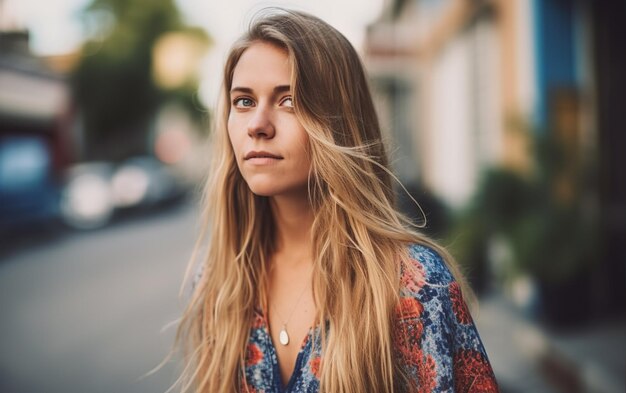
[269,193,314,266]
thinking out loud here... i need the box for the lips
[244,151,283,160]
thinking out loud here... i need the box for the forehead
[231,42,291,88]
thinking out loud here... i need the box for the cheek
[292,132,312,173]
[296,128,310,160]
[227,120,241,153]
[227,116,235,142]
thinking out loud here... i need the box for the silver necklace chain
[270,265,313,346]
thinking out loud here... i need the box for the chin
[248,187,276,197]
[245,181,308,198]
[245,181,281,197]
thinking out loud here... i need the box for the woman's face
[228,41,311,198]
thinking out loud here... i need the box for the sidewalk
[475,294,625,393]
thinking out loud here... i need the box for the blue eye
[233,97,254,107]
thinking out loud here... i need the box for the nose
[247,105,275,139]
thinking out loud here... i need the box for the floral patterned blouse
[241,244,499,392]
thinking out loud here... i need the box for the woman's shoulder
[397,244,499,392]
[404,243,455,288]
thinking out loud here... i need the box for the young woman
[176,9,499,393]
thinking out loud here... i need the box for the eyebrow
[230,85,291,95]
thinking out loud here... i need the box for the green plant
[450,132,598,286]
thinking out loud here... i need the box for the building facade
[366,0,625,319]
[365,0,598,209]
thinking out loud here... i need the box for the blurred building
[368,0,566,206]
[0,2,74,231]
[366,0,624,318]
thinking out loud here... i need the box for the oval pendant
[279,328,290,346]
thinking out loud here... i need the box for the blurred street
[476,295,625,393]
[0,202,197,393]
[0,199,624,393]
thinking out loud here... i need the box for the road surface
[0,202,198,393]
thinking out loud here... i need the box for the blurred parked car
[0,134,62,233]
[111,156,186,209]
[60,162,115,230]
[0,30,71,236]
[60,156,188,229]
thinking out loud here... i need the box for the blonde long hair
[176,9,467,393]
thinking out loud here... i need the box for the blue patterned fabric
[240,244,499,392]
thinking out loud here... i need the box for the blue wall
[532,0,578,131]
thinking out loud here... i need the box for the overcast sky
[10,0,386,106]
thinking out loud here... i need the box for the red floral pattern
[397,296,425,320]
[449,281,472,325]
[454,349,499,392]
[309,355,321,379]
[401,258,426,293]
[245,343,263,367]
[395,304,437,392]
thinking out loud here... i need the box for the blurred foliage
[449,129,599,287]
[72,0,210,161]
[392,0,410,18]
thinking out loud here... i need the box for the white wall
[429,33,476,208]
[425,13,502,209]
